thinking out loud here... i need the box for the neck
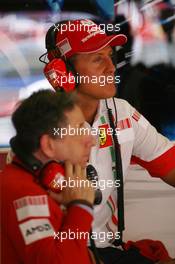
[77,93,99,125]
[34,151,49,165]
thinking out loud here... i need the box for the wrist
[67,199,93,209]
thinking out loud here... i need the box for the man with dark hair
[42,19,175,264]
[1,90,96,264]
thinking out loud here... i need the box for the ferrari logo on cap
[80,19,95,26]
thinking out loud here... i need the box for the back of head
[11,90,76,157]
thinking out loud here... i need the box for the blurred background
[0,0,175,151]
[0,0,175,257]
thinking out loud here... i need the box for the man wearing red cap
[43,19,175,264]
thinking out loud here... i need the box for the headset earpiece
[40,161,65,193]
[10,136,66,193]
[44,58,76,92]
[44,21,78,92]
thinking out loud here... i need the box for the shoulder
[1,163,47,202]
[103,97,135,119]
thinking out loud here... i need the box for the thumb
[48,190,63,204]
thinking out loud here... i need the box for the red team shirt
[1,163,93,264]
[87,98,175,247]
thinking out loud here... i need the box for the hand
[49,161,95,206]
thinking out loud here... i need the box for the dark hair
[11,90,76,155]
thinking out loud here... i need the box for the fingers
[82,168,87,179]
[74,164,82,179]
[65,160,73,178]
[49,162,95,206]
[66,162,86,180]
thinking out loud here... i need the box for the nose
[105,56,115,74]
[88,134,96,147]
[85,133,96,149]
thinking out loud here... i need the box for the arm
[8,162,95,264]
[129,106,175,186]
[24,204,93,264]
[25,162,94,264]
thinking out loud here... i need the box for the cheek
[75,61,104,77]
[67,138,83,153]
[77,82,103,99]
[68,145,85,164]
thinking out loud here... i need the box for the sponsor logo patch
[19,219,54,245]
[57,38,71,55]
[13,195,50,221]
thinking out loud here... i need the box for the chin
[103,84,116,98]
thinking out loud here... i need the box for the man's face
[73,46,116,100]
[53,105,95,167]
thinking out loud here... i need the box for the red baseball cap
[55,19,127,58]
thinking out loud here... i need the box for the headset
[10,136,66,193]
[40,21,78,92]
[40,20,118,92]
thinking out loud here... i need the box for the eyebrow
[94,48,113,56]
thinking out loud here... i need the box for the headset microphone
[86,164,102,205]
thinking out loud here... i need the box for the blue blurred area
[94,0,115,20]
[0,75,43,90]
[161,123,175,141]
[46,0,64,12]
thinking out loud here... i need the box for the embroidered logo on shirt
[98,124,113,148]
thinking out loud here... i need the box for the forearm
[25,205,93,264]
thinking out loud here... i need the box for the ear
[40,134,57,159]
